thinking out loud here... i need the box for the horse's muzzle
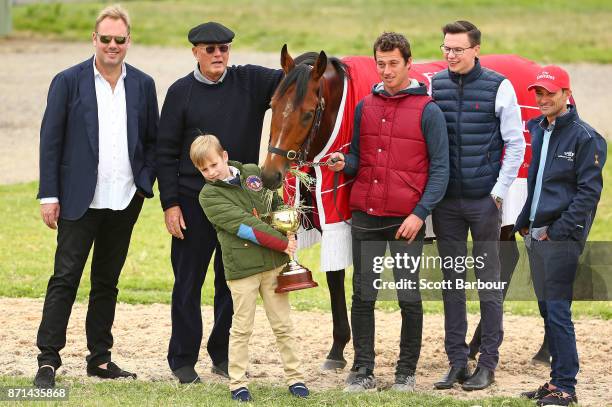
[261,169,283,190]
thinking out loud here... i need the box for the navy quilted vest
[432,59,504,199]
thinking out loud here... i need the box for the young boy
[190,134,309,402]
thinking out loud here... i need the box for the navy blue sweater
[157,65,283,210]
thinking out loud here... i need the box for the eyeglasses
[440,45,475,56]
[198,44,230,54]
[96,33,128,45]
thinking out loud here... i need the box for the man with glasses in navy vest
[431,20,526,391]
[156,22,283,384]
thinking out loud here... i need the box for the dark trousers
[470,226,519,348]
[432,196,503,371]
[351,211,424,376]
[36,194,144,369]
[528,239,581,395]
[167,194,233,371]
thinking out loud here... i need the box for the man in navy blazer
[34,5,158,388]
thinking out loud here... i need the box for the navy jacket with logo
[514,106,606,242]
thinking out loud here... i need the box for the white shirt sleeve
[491,79,526,199]
[40,197,59,204]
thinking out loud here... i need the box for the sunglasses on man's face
[200,44,230,54]
[96,33,128,45]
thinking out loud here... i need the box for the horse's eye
[301,111,314,127]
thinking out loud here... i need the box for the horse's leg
[321,268,351,370]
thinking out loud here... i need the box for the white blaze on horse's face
[282,101,294,119]
[273,100,294,150]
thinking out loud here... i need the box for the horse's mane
[274,52,348,106]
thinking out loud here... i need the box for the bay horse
[262,45,352,369]
[261,45,547,369]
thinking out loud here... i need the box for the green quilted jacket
[199,161,289,281]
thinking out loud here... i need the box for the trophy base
[275,263,318,293]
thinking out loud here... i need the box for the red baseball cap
[527,65,571,92]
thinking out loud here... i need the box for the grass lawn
[9,0,612,63]
[1,144,610,319]
[0,376,536,406]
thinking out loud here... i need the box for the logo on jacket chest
[245,175,263,192]
[557,151,575,162]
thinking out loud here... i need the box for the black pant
[36,194,144,369]
[470,226,519,349]
[351,211,424,376]
[432,196,504,371]
[167,194,233,371]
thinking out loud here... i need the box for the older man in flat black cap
[156,21,283,385]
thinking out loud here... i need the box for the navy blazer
[37,57,159,220]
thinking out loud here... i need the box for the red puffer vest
[349,92,431,217]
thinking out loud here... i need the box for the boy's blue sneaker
[231,387,252,402]
[289,382,310,398]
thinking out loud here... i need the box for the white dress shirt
[41,57,136,210]
[491,78,527,199]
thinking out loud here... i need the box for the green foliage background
[11,0,612,62]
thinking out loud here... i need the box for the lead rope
[295,158,403,232]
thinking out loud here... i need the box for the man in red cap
[515,66,606,406]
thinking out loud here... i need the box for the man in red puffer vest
[329,32,449,393]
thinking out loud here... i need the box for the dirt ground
[1,40,611,405]
[1,298,610,406]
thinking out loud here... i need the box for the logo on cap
[536,72,555,81]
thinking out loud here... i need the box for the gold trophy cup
[268,208,318,293]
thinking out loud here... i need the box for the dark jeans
[528,238,581,395]
[167,194,233,371]
[351,211,424,377]
[37,194,144,369]
[432,196,503,371]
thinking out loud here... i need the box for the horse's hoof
[344,369,358,384]
[321,358,347,370]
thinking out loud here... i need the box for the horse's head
[261,44,328,190]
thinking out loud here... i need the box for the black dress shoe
[87,362,137,380]
[172,366,201,384]
[33,366,56,388]
[211,360,229,379]
[433,366,471,389]
[461,366,494,391]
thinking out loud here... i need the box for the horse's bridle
[267,83,326,167]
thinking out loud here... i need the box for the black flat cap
[188,22,235,45]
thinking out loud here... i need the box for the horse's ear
[311,50,327,81]
[281,44,295,74]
